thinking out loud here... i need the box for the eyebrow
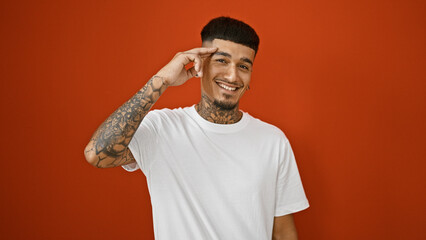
[241,57,253,66]
[213,51,253,66]
[213,51,232,58]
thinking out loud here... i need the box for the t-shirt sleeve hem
[122,135,143,173]
[121,162,140,172]
[274,200,310,217]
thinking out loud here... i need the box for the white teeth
[218,83,237,91]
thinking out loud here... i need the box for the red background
[1,0,425,239]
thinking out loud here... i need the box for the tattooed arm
[84,47,217,168]
[84,76,167,168]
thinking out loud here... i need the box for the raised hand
[155,47,217,87]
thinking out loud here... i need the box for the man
[84,16,309,240]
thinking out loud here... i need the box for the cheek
[241,74,252,86]
[200,74,215,95]
[202,59,212,74]
[203,60,224,77]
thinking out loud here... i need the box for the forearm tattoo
[85,76,166,167]
[195,93,242,124]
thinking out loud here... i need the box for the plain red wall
[1,0,425,239]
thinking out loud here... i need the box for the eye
[239,64,249,70]
[215,59,227,63]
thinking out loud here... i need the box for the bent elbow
[84,144,102,168]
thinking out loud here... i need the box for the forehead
[203,39,255,62]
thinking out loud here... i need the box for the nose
[224,65,238,83]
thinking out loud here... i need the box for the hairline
[202,39,257,59]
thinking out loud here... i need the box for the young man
[84,17,309,240]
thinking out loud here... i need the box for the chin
[213,99,238,110]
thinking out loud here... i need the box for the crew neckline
[186,105,250,134]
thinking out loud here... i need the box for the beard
[213,98,238,110]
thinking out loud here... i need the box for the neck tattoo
[195,94,243,124]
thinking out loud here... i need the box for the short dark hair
[201,16,260,54]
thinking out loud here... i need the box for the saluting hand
[155,47,217,87]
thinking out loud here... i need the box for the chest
[150,131,279,200]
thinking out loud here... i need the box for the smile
[215,81,240,91]
[218,83,237,91]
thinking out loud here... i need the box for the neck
[195,94,242,124]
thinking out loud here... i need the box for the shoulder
[146,106,192,123]
[245,113,289,142]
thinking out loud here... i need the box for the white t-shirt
[123,106,309,240]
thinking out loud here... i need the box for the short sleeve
[274,140,309,216]
[121,111,160,175]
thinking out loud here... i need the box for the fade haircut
[201,16,260,54]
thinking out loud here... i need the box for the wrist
[152,75,169,88]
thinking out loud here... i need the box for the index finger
[185,47,217,55]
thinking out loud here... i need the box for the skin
[272,214,298,240]
[84,47,217,168]
[84,76,167,168]
[195,39,254,123]
[84,39,298,239]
